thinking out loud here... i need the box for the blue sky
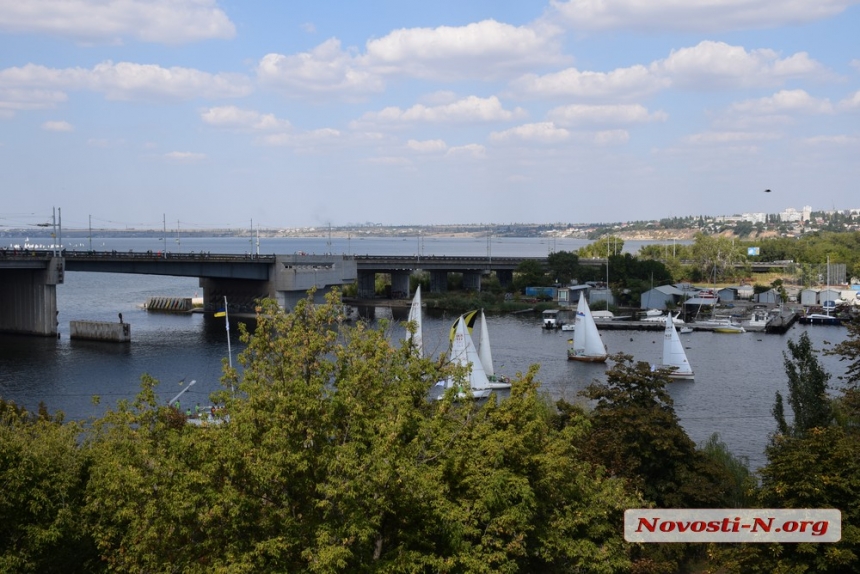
[1,0,858,231]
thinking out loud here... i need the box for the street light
[168,379,196,406]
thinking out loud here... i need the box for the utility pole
[88,214,92,251]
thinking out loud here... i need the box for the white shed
[799,289,818,306]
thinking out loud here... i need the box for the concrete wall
[70,320,131,342]
[0,257,63,336]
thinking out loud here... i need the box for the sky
[1,0,859,232]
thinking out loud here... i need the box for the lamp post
[168,379,196,406]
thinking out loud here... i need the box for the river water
[0,236,851,471]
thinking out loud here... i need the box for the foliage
[578,355,748,572]
[79,292,640,571]
[688,234,748,283]
[827,314,860,389]
[547,250,579,285]
[577,235,624,259]
[772,332,833,438]
[513,259,550,291]
[0,402,96,573]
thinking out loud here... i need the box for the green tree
[577,235,624,259]
[547,250,579,285]
[513,259,549,291]
[0,401,97,573]
[772,332,833,437]
[83,293,637,572]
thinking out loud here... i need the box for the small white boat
[407,286,423,357]
[679,326,693,334]
[437,315,493,400]
[542,309,561,329]
[477,309,511,389]
[660,317,694,380]
[567,296,608,363]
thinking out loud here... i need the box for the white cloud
[201,106,291,131]
[729,90,834,115]
[364,19,566,80]
[0,0,235,44]
[257,38,384,98]
[0,61,251,103]
[446,144,487,159]
[407,139,447,153]
[653,41,827,90]
[352,96,526,129]
[593,129,630,145]
[509,65,665,100]
[547,0,856,33]
[490,122,570,144]
[684,131,780,144]
[0,87,67,111]
[164,151,206,161]
[259,128,342,148]
[839,90,860,110]
[42,120,73,131]
[803,135,858,145]
[547,104,667,127]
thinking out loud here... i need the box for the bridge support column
[462,271,482,292]
[391,271,410,298]
[429,270,448,293]
[200,278,269,315]
[357,270,376,299]
[0,257,63,336]
[496,269,513,287]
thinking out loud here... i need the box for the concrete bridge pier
[0,257,64,336]
[200,277,269,315]
[496,269,513,287]
[357,270,376,299]
[391,271,411,297]
[462,271,482,292]
[429,270,448,293]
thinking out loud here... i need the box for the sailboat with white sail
[437,315,493,399]
[567,295,608,363]
[407,285,423,356]
[660,315,694,380]
[477,309,511,389]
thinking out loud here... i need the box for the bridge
[0,250,542,336]
[0,248,798,336]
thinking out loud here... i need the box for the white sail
[568,295,608,362]
[440,316,492,398]
[477,310,511,389]
[478,309,493,377]
[407,285,423,357]
[662,316,694,379]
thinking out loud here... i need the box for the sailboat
[407,285,423,357]
[660,315,694,380]
[799,255,842,326]
[567,295,608,363]
[477,309,511,389]
[437,315,493,399]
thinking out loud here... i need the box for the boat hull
[798,315,842,326]
[567,351,608,363]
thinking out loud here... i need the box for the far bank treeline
[380,231,859,310]
[3,293,860,573]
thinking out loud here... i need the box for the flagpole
[224,295,234,395]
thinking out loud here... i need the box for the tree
[578,355,747,572]
[83,292,637,572]
[772,332,833,438]
[577,235,624,259]
[0,401,97,573]
[513,259,548,291]
[547,250,579,285]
